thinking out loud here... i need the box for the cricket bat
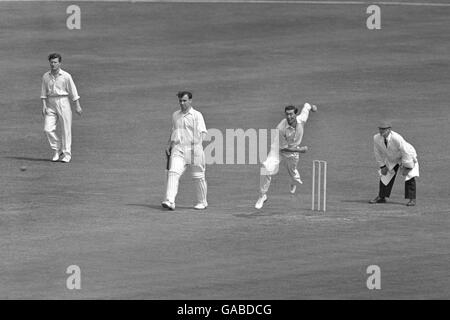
[165,151,170,171]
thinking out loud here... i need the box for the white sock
[166,172,180,203]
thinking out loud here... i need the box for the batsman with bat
[255,103,317,209]
[161,91,208,211]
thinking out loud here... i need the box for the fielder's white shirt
[41,69,80,101]
[171,107,207,149]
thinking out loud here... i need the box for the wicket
[312,160,327,211]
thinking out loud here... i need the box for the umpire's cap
[378,120,392,129]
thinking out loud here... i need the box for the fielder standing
[41,53,82,163]
[161,91,208,210]
[369,121,419,206]
[255,103,317,209]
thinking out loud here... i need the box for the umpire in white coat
[369,121,419,206]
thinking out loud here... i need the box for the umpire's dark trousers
[379,164,416,199]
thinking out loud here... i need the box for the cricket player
[41,53,82,163]
[161,91,208,210]
[369,121,419,206]
[255,103,317,209]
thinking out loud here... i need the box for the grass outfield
[0,1,449,299]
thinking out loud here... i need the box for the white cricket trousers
[44,96,72,157]
[165,145,207,205]
[259,153,303,195]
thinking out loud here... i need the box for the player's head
[378,120,392,138]
[48,53,62,71]
[177,91,193,112]
[284,105,298,126]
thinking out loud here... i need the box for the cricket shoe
[369,196,386,204]
[194,202,208,210]
[406,199,416,206]
[255,194,268,209]
[290,184,297,194]
[61,155,71,163]
[161,200,175,210]
[52,151,62,162]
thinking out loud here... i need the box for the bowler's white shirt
[41,69,80,101]
[171,107,207,148]
[274,103,312,156]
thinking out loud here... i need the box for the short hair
[176,91,192,99]
[284,105,298,114]
[48,53,62,62]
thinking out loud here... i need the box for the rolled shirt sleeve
[196,112,207,135]
[170,108,207,147]
[67,74,80,101]
[297,102,312,123]
[40,70,80,101]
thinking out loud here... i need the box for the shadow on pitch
[4,156,52,162]
[126,203,194,211]
[341,199,407,206]
[233,211,285,219]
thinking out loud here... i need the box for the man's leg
[405,177,416,206]
[259,174,272,196]
[163,155,186,209]
[255,156,279,209]
[284,155,302,193]
[44,107,61,156]
[58,99,73,160]
[379,164,400,198]
[370,164,400,203]
[191,148,207,209]
[192,171,207,208]
[405,178,416,199]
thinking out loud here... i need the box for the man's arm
[373,135,389,175]
[280,146,308,153]
[373,136,385,167]
[74,99,82,116]
[41,76,48,117]
[67,74,82,116]
[297,103,317,123]
[166,115,176,156]
[41,98,47,117]
[166,140,174,156]
[398,140,416,177]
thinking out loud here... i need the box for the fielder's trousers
[379,164,416,199]
[44,96,72,158]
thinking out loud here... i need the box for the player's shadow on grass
[4,156,51,162]
[233,211,285,218]
[341,199,406,206]
[126,203,194,211]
